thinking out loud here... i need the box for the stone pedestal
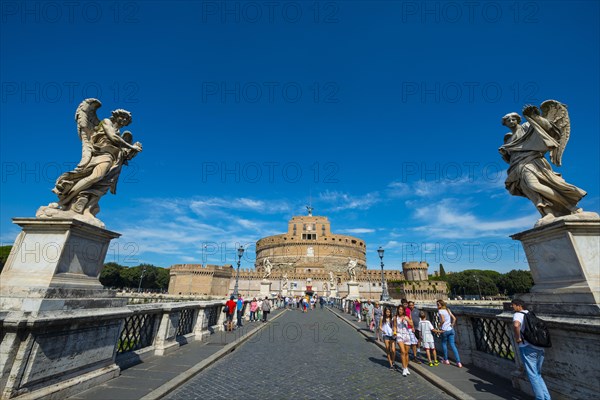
[0,218,124,313]
[346,281,360,299]
[0,218,129,399]
[259,280,272,297]
[511,218,600,316]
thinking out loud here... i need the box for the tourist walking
[261,297,271,322]
[395,306,414,376]
[418,311,439,367]
[437,299,462,368]
[355,299,362,321]
[225,295,236,332]
[257,298,263,322]
[363,299,374,330]
[236,295,244,327]
[380,307,396,371]
[407,301,421,362]
[512,299,551,400]
[373,301,383,341]
[249,297,258,322]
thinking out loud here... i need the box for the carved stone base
[346,281,360,299]
[259,280,272,297]
[0,218,122,314]
[511,217,600,316]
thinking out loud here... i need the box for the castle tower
[402,261,429,281]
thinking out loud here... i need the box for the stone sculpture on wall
[36,98,142,227]
[347,258,357,281]
[499,100,589,226]
[263,257,273,279]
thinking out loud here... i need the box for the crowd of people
[351,298,462,376]
[223,293,329,332]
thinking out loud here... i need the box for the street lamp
[137,265,147,293]
[473,274,482,300]
[378,247,390,301]
[232,246,244,297]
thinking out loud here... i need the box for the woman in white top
[437,299,462,368]
[380,307,396,370]
[395,306,413,376]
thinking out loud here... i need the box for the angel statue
[37,99,142,227]
[499,100,589,226]
[263,257,273,279]
[282,273,289,289]
[347,258,357,281]
[329,271,335,287]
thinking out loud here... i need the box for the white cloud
[410,199,536,239]
[319,190,380,211]
[338,228,376,234]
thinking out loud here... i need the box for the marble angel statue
[263,257,273,279]
[37,98,142,226]
[499,100,588,225]
[282,273,289,289]
[347,258,357,281]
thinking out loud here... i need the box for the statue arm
[101,119,142,151]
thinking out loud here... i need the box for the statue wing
[74,98,102,169]
[541,99,570,166]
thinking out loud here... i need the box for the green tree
[498,270,534,295]
[99,262,125,288]
[0,245,12,274]
[439,263,446,278]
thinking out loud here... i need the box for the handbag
[370,320,375,331]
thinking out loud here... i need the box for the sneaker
[443,360,450,365]
[402,369,408,376]
[428,362,434,367]
[434,360,439,366]
[406,369,411,375]
[457,362,463,368]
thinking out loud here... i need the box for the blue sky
[1,1,599,273]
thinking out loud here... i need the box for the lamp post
[378,247,390,301]
[473,274,482,300]
[232,246,244,298]
[137,265,147,293]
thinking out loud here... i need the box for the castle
[168,209,447,300]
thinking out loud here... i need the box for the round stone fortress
[255,213,366,275]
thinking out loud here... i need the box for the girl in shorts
[396,306,414,376]
[380,307,396,370]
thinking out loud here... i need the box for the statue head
[501,112,521,127]
[112,109,132,127]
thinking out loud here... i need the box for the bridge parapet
[331,297,600,400]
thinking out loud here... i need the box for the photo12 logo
[1,1,140,24]
[201,161,340,184]
[1,81,140,104]
[199,1,340,24]
[400,81,539,104]
[399,1,539,24]
[201,81,340,104]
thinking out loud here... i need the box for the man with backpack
[511,299,551,400]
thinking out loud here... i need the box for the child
[418,311,439,367]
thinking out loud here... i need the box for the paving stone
[165,308,451,400]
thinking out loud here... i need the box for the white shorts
[423,341,435,349]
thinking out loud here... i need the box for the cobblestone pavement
[165,307,452,399]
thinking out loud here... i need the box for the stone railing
[0,296,283,399]
[115,300,225,368]
[332,297,600,399]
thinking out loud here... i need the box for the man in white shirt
[511,299,551,400]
